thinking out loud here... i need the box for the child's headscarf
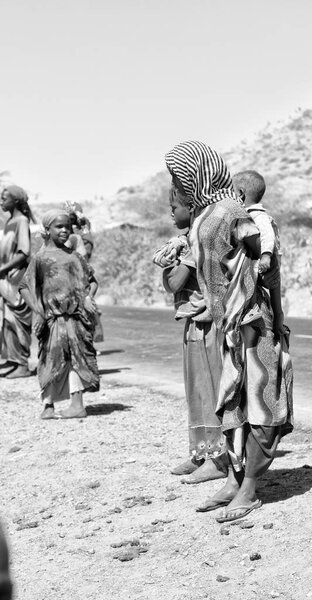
[42,209,69,230]
[3,185,36,222]
[165,141,236,208]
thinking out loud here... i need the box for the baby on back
[232,170,281,272]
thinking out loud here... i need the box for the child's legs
[68,369,85,409]
[183,319,225,461]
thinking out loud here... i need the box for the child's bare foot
[40,404,55,420]
[6,365,32,379]
[56,406,87,419]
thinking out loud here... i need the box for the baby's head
[232,170,266,207]
[169,175,193,230]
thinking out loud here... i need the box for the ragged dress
[191,194,293,475]
[0,209,32,366]
[19,245,99,401]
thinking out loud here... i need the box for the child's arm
[249,211,275,273]
[268,253,284,338]
[85,273,98,313]
[0,252,28,279]
[163,263,192,294]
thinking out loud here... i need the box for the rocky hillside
[1,109,312,315]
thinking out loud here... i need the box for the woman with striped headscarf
[164,141,293,521]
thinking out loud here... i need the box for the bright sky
[0,0,311,203]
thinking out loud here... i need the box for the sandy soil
[1,364,312,600]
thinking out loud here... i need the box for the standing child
[153,178,229,484]
[19,209,99,419]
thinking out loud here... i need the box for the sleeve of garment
[18,253,45,313]
[77,253,97,286]
[233,218,260,242]
[179,246,196,269]
[19,254,40,292]
[16,217,31,256]
[249,211,275,255]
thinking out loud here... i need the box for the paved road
[98,306,312,429]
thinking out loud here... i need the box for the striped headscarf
[165,141,235,208]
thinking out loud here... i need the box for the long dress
[190,196,293,473]
[0,209,32,366]
[19,245,99,401]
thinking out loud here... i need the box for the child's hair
[233,170,266,204]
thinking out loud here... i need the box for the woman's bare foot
[40,404,55,420]
[219,476,258,514]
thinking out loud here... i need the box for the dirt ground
[1,359,312,600]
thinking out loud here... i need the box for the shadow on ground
[259,465,312,503]
[99,367,131,375]
[96,349,125,356]
[85,402,132,416]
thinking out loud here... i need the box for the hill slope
[1,109,312,315]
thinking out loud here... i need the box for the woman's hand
[84,295,97,314]
[259,264,280,289]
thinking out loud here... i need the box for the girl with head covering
[19,209,99,419]
[0,185,35,378]
[164,141,293,521]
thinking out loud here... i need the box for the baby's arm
[153,236,188,268]
[163,263,192,294]
[250,211,275,273]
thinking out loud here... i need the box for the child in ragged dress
[19,209,100,420]
[152,180,229,484]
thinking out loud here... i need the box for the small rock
[153,442,162,447]
[220,526,230,536]
[59,533,65,538]
[204,560,216,567]
[247,566,255,573]
[110,540,128,548]
[164,493,181,502]
[250,552,261,561]
[16,521,39,531]
[82,517,92,523]
[113,548,139,562]
[229,544,238,549]
[106,519,112,524]
[216,575,230,582]
[270,592,280,598]
[46,541,55,549]
[263,523,273,530]
[124,458,136,464]
[74,503,90,511]
[86,481,101,489]
[8,446,22,453]
[42,513,53,520]
[303,464,312,469]
[239,521,254,529]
